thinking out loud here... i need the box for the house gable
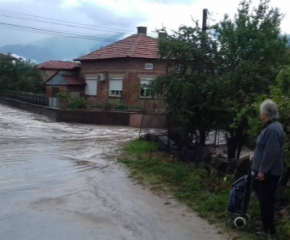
[46,71,75,86]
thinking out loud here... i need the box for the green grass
[120,140,290,240]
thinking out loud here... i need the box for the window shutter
[140,78,154,87]
[140,80,150,86]
[110,79,123,91]
[85,79,97,95]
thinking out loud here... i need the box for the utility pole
[202,9,208,32]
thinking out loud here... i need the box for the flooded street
[0,104,226,240]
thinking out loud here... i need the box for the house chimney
[137,26,147,35]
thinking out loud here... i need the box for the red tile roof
[38,61,80,70]
[63,75,85,85]
[75,34,158,61]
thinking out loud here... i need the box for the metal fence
[48,97,60,108]
[0,90,49,106]
[139,97,168,138]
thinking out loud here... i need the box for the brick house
[38,61,85,97]
[38,60,80,82]
[74,27,166,109]
[45,70,86,98]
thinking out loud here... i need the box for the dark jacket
[251,121,285,176]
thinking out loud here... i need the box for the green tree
[214,0,290,158]
[153,0,290,159]
[152,22,222,145]
[0,57,44,93]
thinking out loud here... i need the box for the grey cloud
[0,0,147,46]
[77,2,147,34]
[143,0,193,5]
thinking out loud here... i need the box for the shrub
[56,92,70,99]
[95,102,104,109]
[68,97,87,109]
[115,103,128,110]
[103,100,112,110]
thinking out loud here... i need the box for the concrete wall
[130,113,167,128]
[0,97,58,120]
[0,98,167,128]
[57,110,131,126]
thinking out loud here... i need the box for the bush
[103,100,112,110]
[84,100,129,111]
[56,92,70,99]
[95,102,104,109]
[130,105,142,111]
[115,103,127,110]
[109,100,120,109]
[68,97,87,109]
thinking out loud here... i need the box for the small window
[145,63,154,70]
[140,78,154,98]
[109,78,123,97]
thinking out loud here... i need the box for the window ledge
[139,96,158,99]
[109,95,121,98]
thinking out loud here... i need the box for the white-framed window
[109,78,123,97]
[85,76,97,96]
[140,78,154,98]
[145,63,154,70]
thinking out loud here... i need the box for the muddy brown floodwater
[0,104,228,240]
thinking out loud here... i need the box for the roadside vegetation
[152,0,290,163]
[119,2,290,238]
[57,92,142,111]
[120,140,290,240]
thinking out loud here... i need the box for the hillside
[0,33,124,63]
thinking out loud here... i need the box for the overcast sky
[0,0,289,47]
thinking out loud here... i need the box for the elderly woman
[252,99,285,236]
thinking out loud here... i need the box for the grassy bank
[119,140,290,240]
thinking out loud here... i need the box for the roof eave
[74,56,158,61]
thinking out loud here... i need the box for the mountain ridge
[0,33,124,63]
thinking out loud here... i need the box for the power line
[0,8,157,36]
[0,22,120,42]
[0,13,130,35]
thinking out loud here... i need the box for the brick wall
[46,86,67,97]
[81,58,166,107]
[67,85,85,95]
[40,69,58,82]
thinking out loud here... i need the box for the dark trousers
[253,174,280,234]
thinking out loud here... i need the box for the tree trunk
[227,127,248,159]
[227,135,238,159]
[199,129,206,146]
[236,132,248,159]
